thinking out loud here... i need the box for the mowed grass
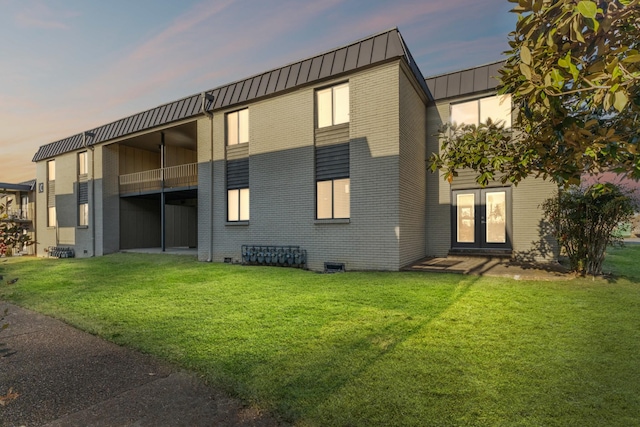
[1,248,639,426]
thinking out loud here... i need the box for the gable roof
[425,60,504,101]
[33,28,427,163]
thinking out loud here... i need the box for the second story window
[47,159,56,181]
[451,94,512,128]
[317,83,349,128]
[226,108,249,146]
[79,151,88,176]
[47,160,56,227]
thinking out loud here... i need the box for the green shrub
[543,183,637,275]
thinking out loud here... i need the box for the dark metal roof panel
[247,75,261,100]
[224,84,236,106]
[308,56,322,81]
[332,48,347,75]
[186,95,201,116]
[297,59,312,84]
[34,28,429,162]
[231,81,243,105]
[256,73,270,97]
[121,116,134,135]
[487,62,502,89]
[92,127,104,143]
[239,80,252,102]
[319,52,334,79]
[460,70,475,94]
[173,99,188,120]
[344,44,360,72]
[357,38,373,67]
[102,122,115,141]
[286,63,300,89]
[386,32,404,58]
[265,69,279,95]
[446,72,461,98]
[473,66,489,92]
[214,87,227,109]
[276,66,289,91]
[425,61,505,101]
[371,33,388,63]
[425,78,436,96]
[164,104,176,123]
[138,110,150,130]
[434,76,448,99]
[114,119,125,137]
[148,108,160,127]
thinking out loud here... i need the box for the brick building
[31,28,558,270]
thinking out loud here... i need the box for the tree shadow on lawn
[231,274,480,422]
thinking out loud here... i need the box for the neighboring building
[582,172,640,207]
[30,28,558,270]
[0,180,36,255]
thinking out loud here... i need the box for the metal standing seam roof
[424,60,505,102]
[33,28,428,163]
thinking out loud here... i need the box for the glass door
[452,188,511,250]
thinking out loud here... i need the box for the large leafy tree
[431,0,640,187]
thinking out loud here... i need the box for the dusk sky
[0,0,515,183]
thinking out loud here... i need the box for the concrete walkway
[0,302,280,427]
[406,256,572,280]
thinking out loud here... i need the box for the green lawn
[1,247,639,426]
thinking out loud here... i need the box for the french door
[451,188,511,250]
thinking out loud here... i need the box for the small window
[226,109,249,145]
[47,160,56,181]
[79,203,89,226]
[78,182,89,226]
[48,207,56,227]
[317,178,350,219]
[451,94,512,127]
[47,160,56,227]
[317,83,349,128]
[79,151,88,176]
[228,188,249,221]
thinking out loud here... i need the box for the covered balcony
[113,121,198,252]
[119,163,197,195]
[116,121,198,196]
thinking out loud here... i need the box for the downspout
[202,92,215,262]
[161,132,166,252]
[84,131,96,257]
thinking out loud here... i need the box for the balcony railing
[1,209,31,221]
[119,163,198,194]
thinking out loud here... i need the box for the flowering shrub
[0,198,33,256]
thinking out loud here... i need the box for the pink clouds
[0,0,517,183]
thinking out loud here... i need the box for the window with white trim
[317,83,349,128]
